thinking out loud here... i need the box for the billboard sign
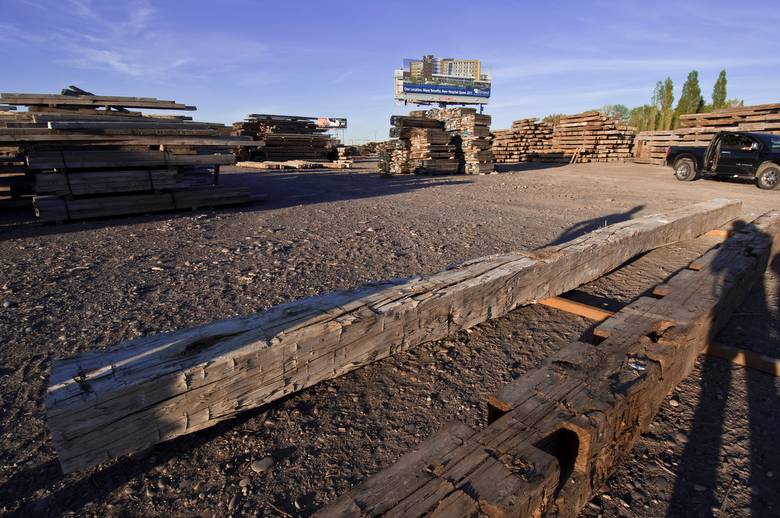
[316,117,347,129]
[394,55,491,105]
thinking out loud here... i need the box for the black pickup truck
[666,131,780,189]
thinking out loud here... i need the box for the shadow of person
[668,220,780,516]
[548,204,645,246]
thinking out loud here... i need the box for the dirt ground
[0,161,778,517]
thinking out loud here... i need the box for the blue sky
[2,0,779,142]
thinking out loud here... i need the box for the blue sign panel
[402,82,491,98]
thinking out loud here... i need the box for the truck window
[721,135,756,151]
[769,137,780,152]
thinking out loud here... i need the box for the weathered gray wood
[26,150,235,170]
[0,93,195,110]
[45,199,741,473]
[316,210,780,518]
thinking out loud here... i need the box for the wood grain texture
[45,199,741,473]
[317,209,779,518]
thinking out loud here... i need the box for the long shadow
[0,167,473,241]
[668,221,780,516]
[548,205,645,245]
[493,161,568,173]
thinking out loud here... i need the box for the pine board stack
[491,118,554,163]
[380,116,458,175]
[232,114,334,162]
[0,86,257,220]
[632,103,780,165]
[548,111,636,163]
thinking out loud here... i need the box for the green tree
[628,105,659,132]
[712,70,728,110]
[659,77,674,130]
[601,104,629,122]
[675,70,705,123]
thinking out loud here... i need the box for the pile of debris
[412,107,494,174]
[633,103,780,165]
[232,114,334,162]
[491,118,554,163]
[0,86,257,221]
[380,116,457,175]
[491,111,635,164]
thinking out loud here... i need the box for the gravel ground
[0,161,778,517]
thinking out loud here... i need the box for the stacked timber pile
[491,118,554,163]
[380,116,457,175]
[411,107,494,174]
[232,114,334,162]
[633,103,780,165]
[632,131,684,165]
[332,146,353,168]
[490,111,634,164]
[0,87,258,221]
[547,111,635,163]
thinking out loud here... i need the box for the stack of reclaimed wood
[491,118,554,163]
[547,111,635,163]
[380,116,458,175]
[332,146,353,168]
[490,111,635,164]
[632,130,684,165]
[633,103,780,165]
[378,140,413,175]
[232,114,334,162]
[0,87,258,221]
[414,107,494,174]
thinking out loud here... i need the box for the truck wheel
[673,157,697,181]
[756,162,780,190]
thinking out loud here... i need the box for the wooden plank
[538,296,614,321]
[45,200,740,473]
[26,150,235,170]
[705,342,780,377]
[318,209,780,518]
[0,93,195,110]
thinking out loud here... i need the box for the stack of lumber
[380,116,457,175]
[490,111,635,164]
[378,139,414,175]
[332,146,353,168]
[491,118,554,163]
[547,111,635,163]
[232,114,334,162]
[0,87,258,220]
[412,108,494,174]
[633,103,780,165]
[44,199,740,474]
[632,130,684,165]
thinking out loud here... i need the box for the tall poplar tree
[712,70,728,110]
[675,70,704,123]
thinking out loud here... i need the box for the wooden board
[45,199,740,473]
[317,209,780,518]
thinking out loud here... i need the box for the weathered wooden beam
[317,209,779,518]
[45,199,740,473]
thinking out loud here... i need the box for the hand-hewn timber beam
[317,209,779,518]
[46,199,740,473]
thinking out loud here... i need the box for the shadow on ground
[667,223,780,517]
